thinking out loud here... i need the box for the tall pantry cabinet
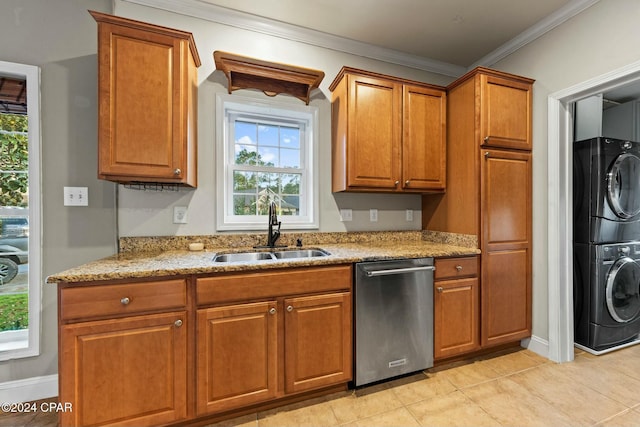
[423,67,534,350]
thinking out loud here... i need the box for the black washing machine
[574,137,640,244]
[574,242,640,352]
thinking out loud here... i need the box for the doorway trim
[548,59,640,363]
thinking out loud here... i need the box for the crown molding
[121,0,599,77]
[119,0,466,77]
[468,0,600,70]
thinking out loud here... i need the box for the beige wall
[491,0,640,341]
[113,0,454,237]
[0,0,117,383]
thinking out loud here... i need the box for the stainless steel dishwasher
[354,257,435,386]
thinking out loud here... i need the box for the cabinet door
[196,301,278,415]
[346,75,401,189]
[284,292,352,393]
[59,312,187,427]
[480,74,532,150]
[403,85,446,191]
[434,277,480,359]
[97,22,188,182]
[481,149,532,347]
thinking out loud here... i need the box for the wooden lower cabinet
[195,265,353,417]
[196,301,278,415]
[284,293,352,393]
[434,256,480,360]
[59,311,188,427]
[196,292,352,416]
[58,266,352,426]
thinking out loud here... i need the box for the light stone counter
[46,231,480,284]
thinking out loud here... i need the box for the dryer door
[607,153,640,219]
[606,256,640,323]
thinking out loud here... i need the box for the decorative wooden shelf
[214,51,324,105]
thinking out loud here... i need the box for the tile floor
[2,345,640,427]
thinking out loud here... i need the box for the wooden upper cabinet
[479,72,533,150]
[90,11,200,187]
[403,85,447,191]
[330,67,446,193]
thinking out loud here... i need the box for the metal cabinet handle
[174,319,183,327]
[287,305,293,312]
[455,265,463,271]
[437,287,444,293]
[484,136,490,143]
[405,180,410,186]
[120,297,130,305]
[394,180,399,186]
[173,168,181,176]
[484,151,490,158]
[269,307,277,315]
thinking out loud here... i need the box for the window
[0,61,41,361]
[216,94,318,230]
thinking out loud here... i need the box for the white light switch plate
[340,209,353,222]
[63,187,88,206]
[370,209,378,222]
[173,206,188,224]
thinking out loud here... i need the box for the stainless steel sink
[212,248,329,263]
[213,252,275,262]
[272,249,330,259]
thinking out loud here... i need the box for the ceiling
[195,0,596,70]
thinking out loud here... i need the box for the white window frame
[216,93,319,231]
[0,61,41,361]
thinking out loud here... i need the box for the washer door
[606,256,640,323]
[607,153,640,219]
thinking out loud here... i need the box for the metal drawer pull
[437,287,444,293]
[485,151,490,157]
[174,319,183,327]
[120,297,130,305]
[269,307,277,315]
[456,265,463,271]
[173,168,181,176]
[365,266,435,277]
[287,305,293,312]
[484,136,490,143]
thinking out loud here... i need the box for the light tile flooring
[3,345,640,426]
[211,345,640,427]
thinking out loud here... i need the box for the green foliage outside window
[0,114,28,208]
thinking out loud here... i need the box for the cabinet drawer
[60,279,187,321]
[197,265,352,306]
[435,257,478,280]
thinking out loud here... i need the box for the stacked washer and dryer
[574,137,640,354]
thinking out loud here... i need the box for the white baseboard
[0,374,58,404]
[521,335,549,359]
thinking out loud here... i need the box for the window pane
[233,171,257,192]
[280,126,300,149]
[280,148,300,168]
[281,196,299,216]
[258,146,277,167]
[281,173,300,195]
[258,124,279,147]
[235,145,258,165]
[235,121,256,144]
[233,195,256,215]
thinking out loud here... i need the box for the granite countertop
[46,235,480,284]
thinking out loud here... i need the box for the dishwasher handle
[365,265,435,277]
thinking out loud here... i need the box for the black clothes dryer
[574,242,640,352]
[574,137,640,244]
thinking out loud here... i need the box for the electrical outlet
[63,186,88,206]
[173,206,188,224]
[370,209,378,222]
[406,209,414,221]
[340,209,353,222]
